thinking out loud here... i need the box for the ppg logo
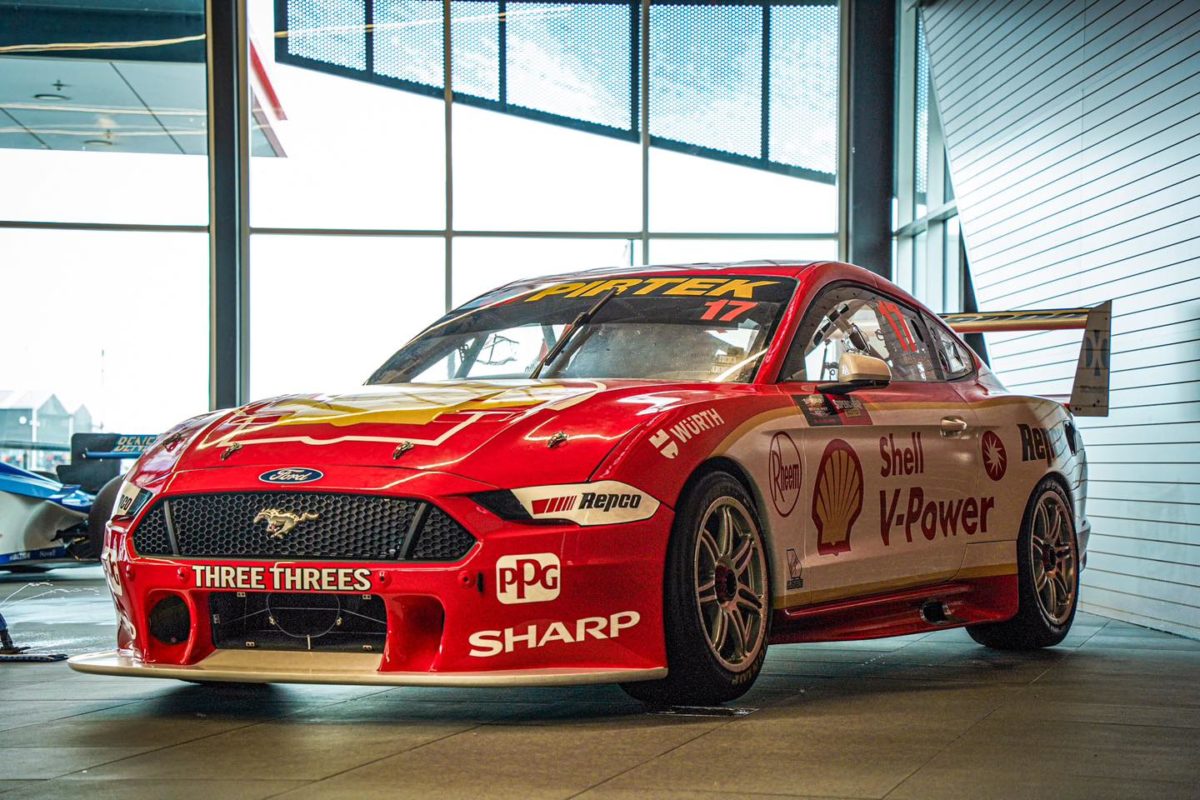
[496,553,561,605]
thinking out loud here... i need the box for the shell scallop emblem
[812,439,864,555]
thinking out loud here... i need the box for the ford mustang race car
[69,261,1110,705]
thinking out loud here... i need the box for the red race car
[70,261,1110,705]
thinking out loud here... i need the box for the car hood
[170,380,730,489]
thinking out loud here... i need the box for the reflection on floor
[1,567,1197,799]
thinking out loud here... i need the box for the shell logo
[812,439,864,555]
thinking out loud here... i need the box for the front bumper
[68,650,666,686]
[72,466,672,684]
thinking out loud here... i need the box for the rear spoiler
[941,301,1111,417]
[77,434,159,460]
[56,433,159,494]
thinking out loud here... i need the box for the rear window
[928,318,974,379]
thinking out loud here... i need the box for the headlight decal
[113,480,154,520]
[508,481,660,526]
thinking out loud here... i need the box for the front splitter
[68,650,666,687]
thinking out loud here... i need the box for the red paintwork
[770,575,1018,644]
[249,40,287,121]
[103,262,1057,678]
[106,492,669,673]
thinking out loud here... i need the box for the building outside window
[0,2,212,468]
[893,0,963,315]
[249,0,843,397]
[2,0,842,464]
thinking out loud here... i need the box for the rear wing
[75,434,159,460]
[941,301,1111,417]
[55,433,159,494]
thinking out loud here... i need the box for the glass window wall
[247,0,446,230]
[0,229,208,469]
[249,235,444,398]
[0,10,210,225]
[0,1,211,468]
[451,237,635,306]
[251,0,841,393]
[3,1,842,440]
[893,2,962,314]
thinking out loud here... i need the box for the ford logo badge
[259,468,324,484]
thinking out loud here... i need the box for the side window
[864,298,937,381]
[781,285,939,382]
[927,318,973,379]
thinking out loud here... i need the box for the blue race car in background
[0,434,156,569]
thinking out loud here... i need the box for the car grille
[131,492,476,562]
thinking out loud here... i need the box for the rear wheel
[968,478,1079,650]
[622,471,770,706]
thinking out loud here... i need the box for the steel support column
[206,0,251,409]
[838,0,895,278]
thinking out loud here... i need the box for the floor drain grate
[646,705,758,718]
[0,653,68,662]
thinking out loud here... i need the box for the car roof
[495,259,827,291]
[472,260,931,322]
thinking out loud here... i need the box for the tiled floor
[1,568,1197,799]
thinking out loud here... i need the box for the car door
[774,283,982,604]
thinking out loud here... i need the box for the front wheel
[968,478,1079,650]
[622,471,770,706]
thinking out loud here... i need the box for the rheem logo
[496,553,561,605]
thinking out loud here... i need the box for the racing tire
[967,478,1079,650]
[83,476,123,561]
[622,471,771,706]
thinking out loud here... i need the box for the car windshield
[369,274,796,384]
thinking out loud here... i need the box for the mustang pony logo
[253,509,319,539]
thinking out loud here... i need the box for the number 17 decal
[700,300,758,322]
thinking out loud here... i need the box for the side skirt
[769,574,1018,644]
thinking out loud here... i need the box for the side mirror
[817,352,891,394]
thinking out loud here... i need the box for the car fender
[593,390,809,612]
[593,390,794,528]
[956,390,1090,572]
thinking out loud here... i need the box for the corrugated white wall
[922,0,1200,638]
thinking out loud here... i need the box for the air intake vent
[210,591,387,652]
[408,506,479,561]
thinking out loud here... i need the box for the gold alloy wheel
[693,496,769,672]
[1030,490,1078,626]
